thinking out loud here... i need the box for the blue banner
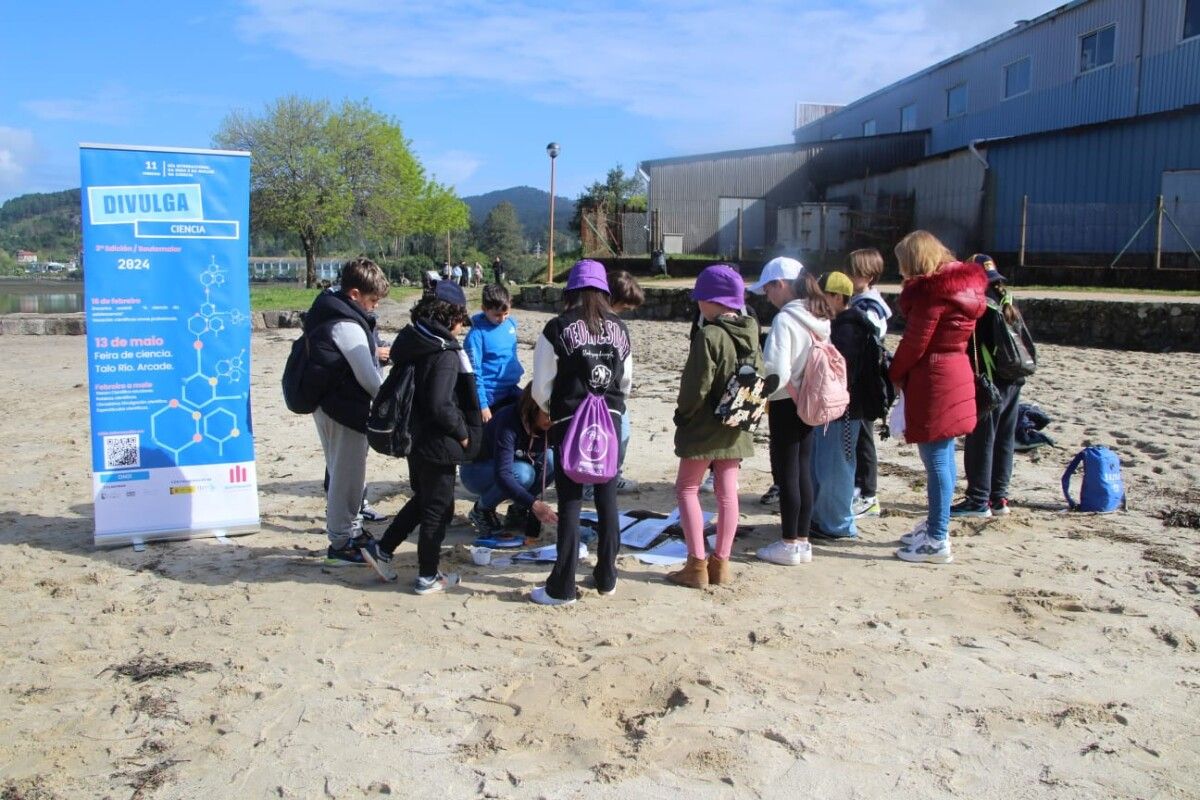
[81,144,259,545]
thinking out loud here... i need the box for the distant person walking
[492,256,506,285]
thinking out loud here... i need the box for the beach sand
[1,298,1198,799]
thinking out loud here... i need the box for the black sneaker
[324,543,367,567]
[760,484,780,505]
[524,510,544,541]
[949,500,992,518]
[468,503,504,535]
[503,504,530,530]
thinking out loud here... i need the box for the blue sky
[0,0,1057,204]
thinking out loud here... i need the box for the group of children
[307,234,1027,597]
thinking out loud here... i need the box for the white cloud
[22,85,133,125]
[0,127,37,198]
[235,0,1057,147]
[424,150,483,189]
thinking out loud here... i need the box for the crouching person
[360,281,483,594]
[459,384,559,542]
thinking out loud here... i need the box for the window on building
[900,104,917,132]
[1004,57,1031,98]
[946,84,967,118]
[1185,0,1199,41]
[862,119,876,137]
[1080,25,1115,72]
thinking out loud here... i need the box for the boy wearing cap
[667,265,763,588]
[304,257,390,566]
[361,279,483,594]
[809,271,874,540]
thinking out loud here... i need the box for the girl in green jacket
[668,265,764,589]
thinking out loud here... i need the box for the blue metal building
[794,0,1200,154]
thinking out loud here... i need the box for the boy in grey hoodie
[845,249,892,518]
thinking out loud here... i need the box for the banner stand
[81,143,260,547]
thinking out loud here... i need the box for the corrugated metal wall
[987,107,1200,252]
[795,0,1199,154]
[646,135,925,254]
[825,149,987,257]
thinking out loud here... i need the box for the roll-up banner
[80,144,259,546]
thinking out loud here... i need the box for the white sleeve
[620,352,633,398]
[762,317,795,400]
[331,321,383,397]
[531,333,557,413]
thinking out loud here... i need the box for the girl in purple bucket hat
[528,260,633,605]
[667,264,764,588]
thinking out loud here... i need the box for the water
[0,281,84,314]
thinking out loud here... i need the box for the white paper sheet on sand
[634,529,718,566]
[513,542,588,563]
[618,509,679,548]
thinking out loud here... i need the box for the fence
[579,209,650,257]
[1004,196,1200,269]
[249,258,344,282]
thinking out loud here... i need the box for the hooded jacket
[303,289,379,433]
[850,286,892,339]
[889,261,988,443]
[830,304,880,421]
[762,299,831,402]
[390,318,483,465]
[673,313,763,459]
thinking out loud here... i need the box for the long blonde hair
[894,230,955,279]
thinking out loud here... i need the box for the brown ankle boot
[666,556,709,589]
[707,556,731,585]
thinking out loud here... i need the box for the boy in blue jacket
[464,284,524,423]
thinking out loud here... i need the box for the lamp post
[546,142,560,283]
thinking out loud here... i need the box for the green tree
[213,96,468,287]
[569,164,646,235]
[482,201,524,266]
[0,250,21,276]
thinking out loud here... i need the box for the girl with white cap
[749,257,835,565]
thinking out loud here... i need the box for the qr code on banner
[103,434,140,470]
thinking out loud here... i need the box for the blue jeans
[810,418,860,538]
[917,438,956,541]
[459,452,554,510]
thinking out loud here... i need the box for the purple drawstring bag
[560,392,618,484]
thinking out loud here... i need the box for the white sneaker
[615,476,640,494]
[756,539,812,565]
[360,503,388,522]
[895,536,953,564]
[699,472,715,494]
[852,494,881,518]
[530,586,577,606]
[899,520,928,546]
[578,542,588,560]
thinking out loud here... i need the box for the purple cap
[566,259,610,293]
[434,278,467,306]
[692,264,745,310]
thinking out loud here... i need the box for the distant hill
[0,189,81,261]
[462,186,574,236]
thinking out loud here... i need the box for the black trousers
[854,423,878,497]
[380,454,457,578]
[545,456,620,600]
[768,398,815,540]
[963,380,1022,506]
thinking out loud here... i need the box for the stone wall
[0,310,305,336]
[514,285,1200,353]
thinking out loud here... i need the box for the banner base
[95,523,260,549]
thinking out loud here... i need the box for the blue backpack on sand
[1062,446,1126,513]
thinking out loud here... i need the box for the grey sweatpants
[313,408,368,548]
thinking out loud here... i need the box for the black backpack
[984,299,1037,382]
[367,360,419,457]
[281,321,341,415]
[857,329,896,421]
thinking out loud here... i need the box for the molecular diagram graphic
[150,256,250,461]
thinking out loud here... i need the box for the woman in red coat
[888,231,987,564]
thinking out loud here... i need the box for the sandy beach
[1,296,1198,799]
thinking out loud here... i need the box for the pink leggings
[675,458,740,560]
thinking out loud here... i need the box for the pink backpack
[787,330,849,427]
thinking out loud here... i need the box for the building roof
[793,0,1090,134]
[640,131,927,170]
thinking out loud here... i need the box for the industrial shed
[642,134,925,256]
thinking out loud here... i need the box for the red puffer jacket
[889,261,987,443]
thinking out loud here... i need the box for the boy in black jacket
[360,281,483,594]
[305,258,390,566]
